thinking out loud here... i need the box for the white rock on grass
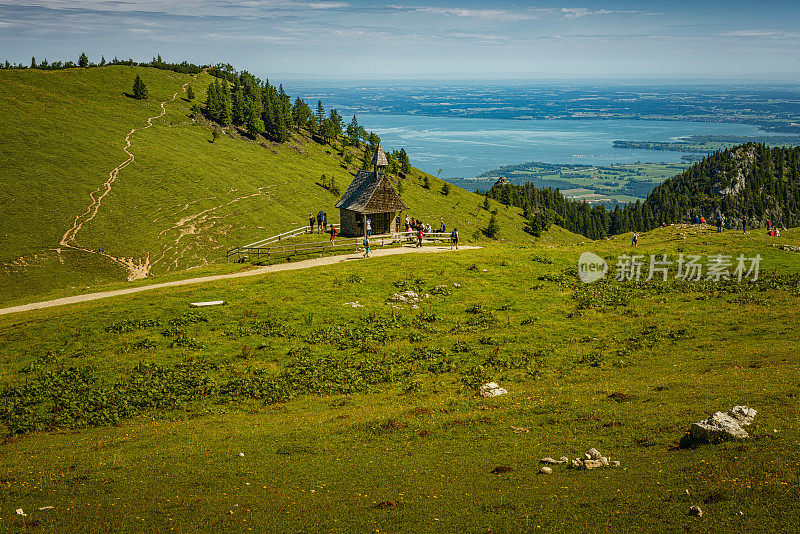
[729,406,757,426]
[16,509,25,517]
[599,456,610,467]
[689,505,703,517]
[610,461,621,468]
[583,459,603,470]
[479,382,508,398]
[587,448,602,460]
[689,405,757,443]
[538,466,553,475]
[540,457,559,464]
[690,411,751,442]
[559,456,569,464]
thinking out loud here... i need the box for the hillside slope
[0,66,533,303]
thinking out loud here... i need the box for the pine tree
[186,84,195,100]
[423,175,431,189]
[347,116,360,147]
[316,100,325,126]
[441,182,451,196]
[132,75,148,99]
[30,57,36,69]
[485,214,499,239]
[78,52,89,68]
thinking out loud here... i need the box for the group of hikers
[626,214,785,247]
[308,211,328,234]
[359,215,459,258]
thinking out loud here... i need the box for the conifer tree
[78,52,89,68]
[132,75,148,99]
[186,84,195,100]
[485,214,499,239]
[30,57,36,69]
[347,116,360,147]
[316,100,325,125]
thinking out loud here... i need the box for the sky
[1,0,799,81]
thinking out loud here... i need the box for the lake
[356,114,771,179]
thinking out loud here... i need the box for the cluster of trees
[485,143,800,239]
[1,53,204,75]
[200,68,318,143]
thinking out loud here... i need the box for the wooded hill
[486,143,800,239]
[0,63,535,304]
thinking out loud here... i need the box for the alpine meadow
[2,1,800,531]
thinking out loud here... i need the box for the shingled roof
[336,169,408,214]
[371,144,388,167]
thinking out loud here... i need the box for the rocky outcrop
[688,405,756,443]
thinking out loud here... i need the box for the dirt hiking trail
[59,71,205,281]
[0,245,480,316]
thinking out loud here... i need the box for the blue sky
[1,0,799,80]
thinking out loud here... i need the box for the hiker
[699,216,706,225]
[440,220,446,233]
[322,212,327,233]
[417,227,424,248]
[366,218,372,237]
[767,219,771,230]
[363,236,370,258]
[631,231,638,247]
[717,216,723,233]
[330,225,338,242]
[451,228,459,249]
[309,214,315,233]
[317,211,324,233]
[742,218,747,234]
[694,215,700,225]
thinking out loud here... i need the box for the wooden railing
[226,231,455,263]
[241,223,342,249]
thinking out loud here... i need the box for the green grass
[0,66,532,305]
[1,225,799,532]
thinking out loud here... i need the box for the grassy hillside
[0,66,531,304]
[0,225,798,531]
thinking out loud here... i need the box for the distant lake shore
[355,114,775,179]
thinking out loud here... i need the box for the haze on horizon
[1,0,799,82]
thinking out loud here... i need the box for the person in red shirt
[417,228,424,248]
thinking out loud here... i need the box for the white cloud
[306,2,348,8]
[722,29,800,39]
[561,8,660,19]
[387,4,540,21]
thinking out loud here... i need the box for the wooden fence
[226,231,453,263]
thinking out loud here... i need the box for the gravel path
[0,245,480,316]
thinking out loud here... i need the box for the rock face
[494,176,511,187]
[479,382,507,398]
[689,406,756,443]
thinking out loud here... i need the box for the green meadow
[1,225,798,532]
[0,66,531,305]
